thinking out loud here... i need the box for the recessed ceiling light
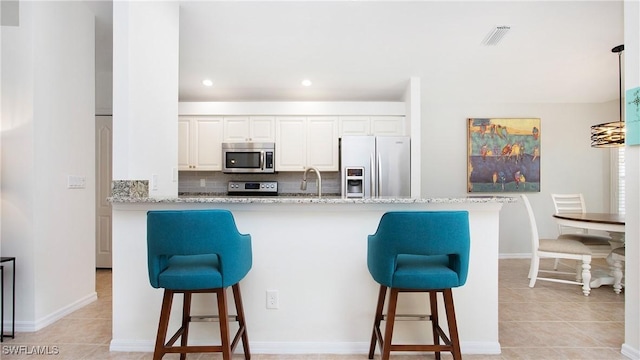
[202,79,213,87]
[301,79,312,87]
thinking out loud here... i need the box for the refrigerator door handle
[377,153,382,198]
[370,154,376,198]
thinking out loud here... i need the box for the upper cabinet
[339,116,405,136]
[178,117,224,171]
[223,116,275,142]
[178,114,405,173]
[307,117,339,171]
[275,117,307,171]
[339,116,370,135]
[276,116,339,171]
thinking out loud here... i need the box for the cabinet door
[340,116,371,136]
[178,119,192,170]
[371,116,405,136]
[249,116,275,142]
[193,117,223,170]
[223,116,251,142]
[307,117,338,171]
[275,117,307,171]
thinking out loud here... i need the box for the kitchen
[2,1,639,359]
[178,113,410,199]
[110,95,514,355]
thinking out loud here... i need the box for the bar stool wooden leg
[154,290,174,360]
[369,285,387,359]
[369,288,463,360]
[381,288,399,360]
[232,283,251,360]
[443,289,462,360]
[217,288,232,360]
[179,292,192,360]
[429,291,441,360]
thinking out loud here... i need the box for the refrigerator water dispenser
[344,166,365,198]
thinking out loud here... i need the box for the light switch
[151,174,159,191]
[67,175,86,189]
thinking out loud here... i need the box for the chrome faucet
[300,167,322,198]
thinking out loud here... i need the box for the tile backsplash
[179,171,341,195]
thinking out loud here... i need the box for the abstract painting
[467,118,540,193]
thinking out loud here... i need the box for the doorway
[95,115,112,268]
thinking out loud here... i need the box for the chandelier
[591,45,625,148]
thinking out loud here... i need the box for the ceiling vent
[482,26,511,46]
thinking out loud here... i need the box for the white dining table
[553,212,625,288]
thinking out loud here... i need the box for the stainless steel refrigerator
[340,135,411,198]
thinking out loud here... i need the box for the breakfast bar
[109,195,514,355]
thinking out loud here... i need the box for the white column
[112,1,179,197]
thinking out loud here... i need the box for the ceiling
[89,1,624,104]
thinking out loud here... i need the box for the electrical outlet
[266,290,279,309]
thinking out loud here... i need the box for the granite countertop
[109,180,517,205]
[109,194,517,204]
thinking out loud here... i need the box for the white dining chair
[550,193,612,261]
[611,247,625,294]
[523,194,592,296]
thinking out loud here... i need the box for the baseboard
[499,253,531,259]
[6,292,97,333]
[621,343,640,360]
[110,339,501,355]
[110,339,154,352]
[462,341,501,354]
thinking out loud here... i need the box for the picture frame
[467,118,540,193]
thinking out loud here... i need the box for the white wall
[421,100,616,255]
[112,1,179,197]
[404,77,421,198]
[1,1,96,330]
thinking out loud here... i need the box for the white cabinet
[307,117,339,170]
[223,116,275,142]
[339,116,405,136]
[177,115,403,173]
[178,119,191,170]
[275,117,306,171]
[178,117,223,171]
[371,116,406,136]
[276,116,338,171]
[339,116,370,135]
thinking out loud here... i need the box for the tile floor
[1,259,627,359]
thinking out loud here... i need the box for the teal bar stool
[147,210,252,360]
[367,211,470,360]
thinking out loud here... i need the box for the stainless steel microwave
[222,142,275,174]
